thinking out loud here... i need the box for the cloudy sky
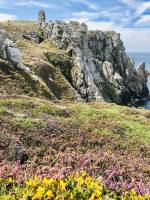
[0,0,150,52]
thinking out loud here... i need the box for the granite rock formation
[0,15,149,105]
[39,19,149,104]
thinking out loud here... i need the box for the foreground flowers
[0,173,150,200]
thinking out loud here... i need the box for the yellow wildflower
[70,193,74,200]
[43,178,54,187]
[46,190,53,199]
[76,177,84,186]
[59,180,66,192]
[94,189,102,198]
[32,186,45,200]
[36,186,45,198]
[89,181,100,190]
[89,193,95,200]
[26,179,38,187]
[7,177,13,184]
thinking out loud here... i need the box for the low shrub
[0,173,149,200]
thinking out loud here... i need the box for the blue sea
[127,52,150,110]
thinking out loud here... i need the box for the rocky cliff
[43,21,149,104]
[0,18,149,105]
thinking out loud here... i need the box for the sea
[127,52,150,110]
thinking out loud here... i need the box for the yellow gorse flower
[34,186,45,199]
[43,177,54,187]
[89,193,95,200]
[59,180,66,192]
[95,189,102,197]
[26,179,38,187]
[46,190,53,199]
[1,173,149,200]
[26,176,40,188]
[76,176,84,186]
[7,177,13,184]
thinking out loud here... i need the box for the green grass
[0,107,6,119]
[0,98,59,116]
[31,103,60,117]
[66,102,150,147]
[95,128,113,136]
[11,117,45,129]
[0,98,32,107]
[1,97,150,147]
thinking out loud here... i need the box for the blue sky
[0,0,150,52]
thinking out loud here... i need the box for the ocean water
[127,52,150,110]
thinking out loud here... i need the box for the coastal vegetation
[0,12,150,199]
[0,97,150,199]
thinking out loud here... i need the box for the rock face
[0,28,22,64]
[38,20,149,104]
[0,19,149,105]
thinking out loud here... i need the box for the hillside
[0,96,150,198]
[0,21,78,101]
[0,18,150,199]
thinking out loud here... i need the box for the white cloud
[136,2,150,15]
[0,0,6,6]
[120,0,139,7]
[120,28,150,52]
[72,8,123,19]
[0,13,16,21]
[136,15,150,25]
[15,0,56,8]
[120,0,150,16]
[69,0,99,10]
[0,0,12,8]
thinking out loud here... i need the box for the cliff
[43,21,149,104]
[0,19,149,105]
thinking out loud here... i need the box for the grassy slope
[0,21,76,100]
[0,96,150,193]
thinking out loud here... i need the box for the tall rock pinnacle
[38,10,46,28]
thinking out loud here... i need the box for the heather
[0,96,150,198]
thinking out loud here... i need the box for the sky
[0,0,150,52]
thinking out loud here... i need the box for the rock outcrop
[0,28,22,64]
[40,20,149,104]
[0,27,57,99]
[0,24,80,101]
[0,16,149,105]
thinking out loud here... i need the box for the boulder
[7,47,22,63]
[0,30,22,64]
